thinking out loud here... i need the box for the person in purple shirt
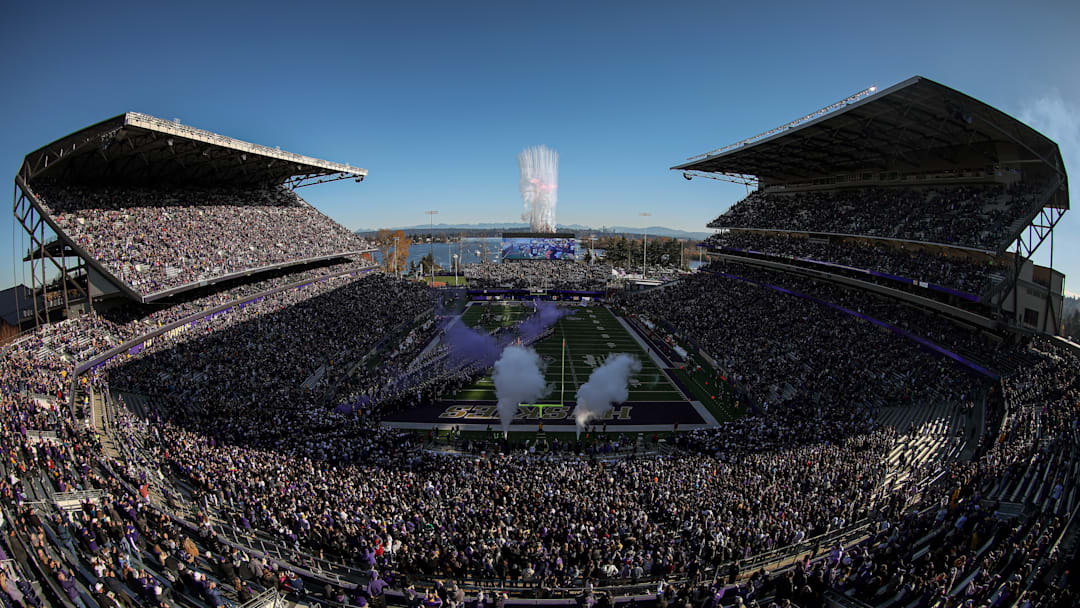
[58,571,87,608]
[363,546,377,568]
[205,581,224,608]
[368,574,387,599]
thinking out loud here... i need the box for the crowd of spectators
[24,257,378,373]
[709,183,1046,250]
[83,268,913,590]
[0,313,351,608]
[706,231,997,296]
[803,337,1078,608]
[616,263,985,419]
[103,272,432,461]
[100,257,377,341]
[331,338,486,421]
[691,259,1036,378]
[464,261,613,290]
[32,183,375,295]
[147,424,896,588]
[88,260,980,593]
[0,248,1076,607]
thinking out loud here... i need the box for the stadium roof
[673,76,1068,193]
[18,112,368,188]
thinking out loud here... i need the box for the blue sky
[1,0,1078,293]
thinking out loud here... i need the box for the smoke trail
[518,146,559,233]
[493,345,550,430]
[516,301,572,342]
[573,354,641,434]
[443,321,501,369]
[440,302,568,378]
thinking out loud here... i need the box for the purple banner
[75,265,375,376]
[705,270,999,380]
[467,289,606,296]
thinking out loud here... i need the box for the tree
[375,229,411,274]
[418,252,443,276]
[598,235,631,265]
[644,237,676,268]
[1064,309,1080,341]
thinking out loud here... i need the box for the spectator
[32,182,375,295]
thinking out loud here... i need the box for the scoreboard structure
[501,232,576,261]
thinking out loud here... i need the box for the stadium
[2,74,1077,608]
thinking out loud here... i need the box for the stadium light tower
[425,210,438,283]
[640,212,651,280]
[393,235,401,277]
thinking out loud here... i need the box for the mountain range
[355,222,712,240]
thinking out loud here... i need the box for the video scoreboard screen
[501,232,576,261]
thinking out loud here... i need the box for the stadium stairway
[879,402,965,488]
[90,387,126,478]
[98,392,188,513]
[120,391,147,418]
[984,444,1080,518]
[33,344,59,362]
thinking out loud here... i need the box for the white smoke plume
[518,145,559,233]
[492,345,550,431]
[573,354,641,434]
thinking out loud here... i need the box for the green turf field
[671,366,744,421]
[422,275,469,286]
[453,303,686,403]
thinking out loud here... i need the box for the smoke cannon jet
[493,345,551,431]
[573,354,641,435]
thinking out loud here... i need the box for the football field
[454,302,685,402]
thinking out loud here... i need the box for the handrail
[141,250,376,302]
[240,588,285,608]
[709,245,983,302]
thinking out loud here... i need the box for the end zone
[380,398,711,432]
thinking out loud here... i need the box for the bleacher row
[0,273,431,608]
[708,182,1047,251]
[621,267,1078,605]
[878,402,969,489]
[29,182,375,297]
[107,399,370,587]
[705,231,997,300]
[984,443,1079,518]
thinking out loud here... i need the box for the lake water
[373,237,707,272]
[374,238,502,271]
